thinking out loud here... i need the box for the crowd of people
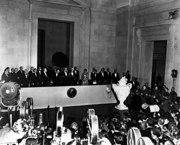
[94,79,180,145]
[1,65,180,144]
[0,66,130,87]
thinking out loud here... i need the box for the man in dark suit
[21,69,30,87]
[130,77,140,91]
[61,67,69,86]
[98,68,106,85]
[28,67,34,84]
[31,68,38,87]
[17,66,25,87]
[41,67,49,86]
[37,66,43,86]
[9,68,17,82]
[90,68,98,85]
[111,69,119,84]
[73,66,79,85]
[52,68,62,86]
[105,67,111,84]
[125,70,131,83]
[69,67,76,85]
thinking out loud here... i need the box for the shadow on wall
[52,52,69,68]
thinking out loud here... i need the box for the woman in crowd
[1,67,10,83]
[81,69,89,85]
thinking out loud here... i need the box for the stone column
[136,28,142,78]
[169,23,180,96]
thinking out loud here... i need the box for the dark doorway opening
[37,18,74,69]
[151,40,167,88]
[38,29,45,67]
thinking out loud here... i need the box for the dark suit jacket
[90,72,98,85]
[41,72,49,86]
[98,72,106,85]
[73,70,79,84]
[1,73,10,82]
[31,73,38,87]
[28,70,34,83]
[105,71,111,84]
[52,72,62,86]
[37,71,43,86]
[9,72,18,83]
[111,73,119,84]
[21,73,30,87]
[17,70,25,84]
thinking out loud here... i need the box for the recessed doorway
[151,40,167,88]
[37,18,74,69]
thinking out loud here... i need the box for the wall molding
[132,0,180,17]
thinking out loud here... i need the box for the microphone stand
[8,106,13,128]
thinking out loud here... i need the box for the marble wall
[0,0,29,74]
[2,0,180,96]
[0,0,117,76]
[116,6,129,75]
[129,0,180,95]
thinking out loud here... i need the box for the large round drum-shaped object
[138,137,154,145]
[0,82,20,107]
[1,97,19,107]
[127,127,142,145]
[0,82,20,100]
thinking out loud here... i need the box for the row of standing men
[1,66,131,87]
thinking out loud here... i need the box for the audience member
[62,67,69,86]
[17,66,25,87]
[69,67,76,85]
[105,68,111,84]
[98,68,106,85]
[28,67,34,85]
[9,68,15,82]
[90,67,98,85]
[169,87,177,104]
[81,69,89,85]
[74,66,79,85]
[1,67,10,83]
[30,68,38,87]
[52,68,62,86]
[41,67,49,86]
[111,69,119,84]
[125,70,131,83]
[21,69,30,87]
[37,66,43,86]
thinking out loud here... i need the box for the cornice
[134,19,179,28]
[31,0,88,8]
[131,0,180,17]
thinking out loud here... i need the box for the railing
[20,85,116,109]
